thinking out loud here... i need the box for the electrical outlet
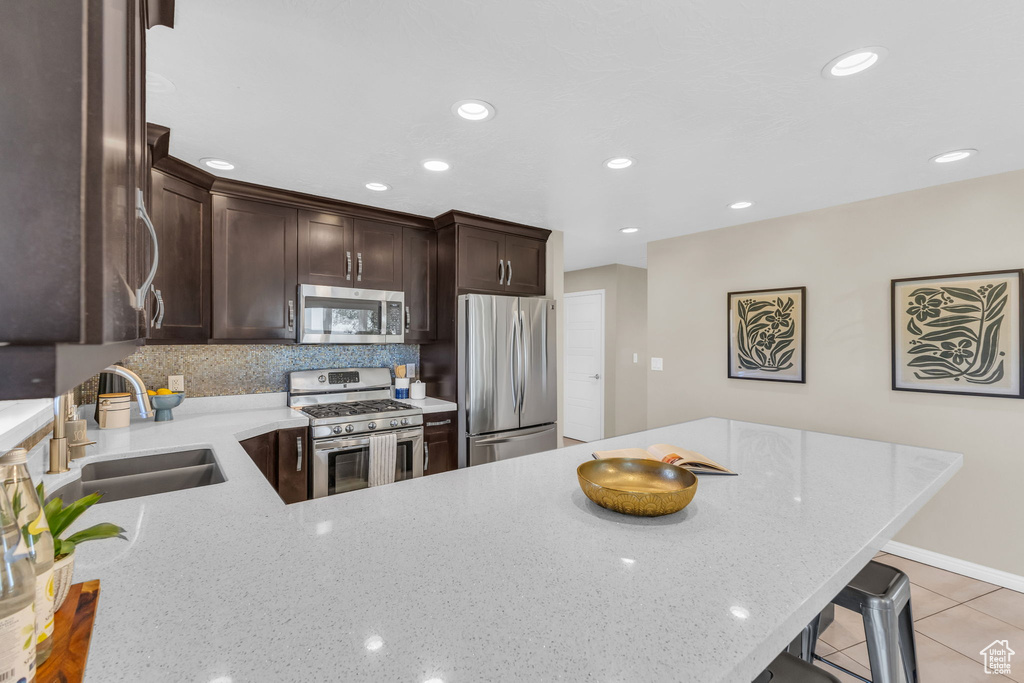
[168,375,185,392]
[633,353,638,364]
[651,357,663,371]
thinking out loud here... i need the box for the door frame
[563,289,605,441]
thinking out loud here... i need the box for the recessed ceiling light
[365,182,390,191]
[146,71,176,94]
[423,160,450,172]
[822,47,887,78]
[931,149,977,164]
[619,227,639,234]
[729,201,754,209]
[200,158,234,170]
[605,157,635,170]
[452,99,495,121]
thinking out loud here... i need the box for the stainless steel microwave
[297,285,405,344]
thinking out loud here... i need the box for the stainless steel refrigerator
[457,294,558,467]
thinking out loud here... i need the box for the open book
[592,443,737,475]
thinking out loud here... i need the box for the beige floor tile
[910,581,958,620]
[819,605,865,651]
[844,632,1015,683]
[814,649,872,683]
[562,437,585,447]
[879,554,999,603]
[915,604,1024,682]
[816,639,837,656]
[966,588,1024,631]
[875,551,888,559]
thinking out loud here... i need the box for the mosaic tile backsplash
[76,344,419,404]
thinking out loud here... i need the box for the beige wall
[646,169,1024,576]
[566,264,648,437]
[546,231,565,443]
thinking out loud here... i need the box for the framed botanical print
[891,269,1024,398]
[728,287,806,383]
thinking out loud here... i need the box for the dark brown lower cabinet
[240,427,309,504]
[423,411,458,475]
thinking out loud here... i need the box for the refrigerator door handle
[518,309,528,412]
[509,308,519,411]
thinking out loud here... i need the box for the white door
[564,290,604,442]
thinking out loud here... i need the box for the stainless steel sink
[46,449,225,504]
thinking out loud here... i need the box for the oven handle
[313,428,423,452]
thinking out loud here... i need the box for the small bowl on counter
[577,457,698,517]
[149,392,185,422]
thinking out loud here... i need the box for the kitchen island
[30,405,961,682]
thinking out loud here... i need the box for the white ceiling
[147,0,1024,271]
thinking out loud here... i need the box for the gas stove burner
[299,399,413,420]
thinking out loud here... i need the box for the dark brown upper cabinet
[0,1,172,399]
[212,196,298,341]
[353,219,403,291]
[147,170,212,341]
[402,228,437,343]
[297,210,354,287]
[504,234,546,295]
[455,226,547,296]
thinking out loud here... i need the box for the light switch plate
[633,353,638,363]
[168,375,185,392]
[651,357,663,371]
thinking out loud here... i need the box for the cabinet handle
[346,251,352,280]
[296,436,303,472]
[507,260,513,286]
[425,419,451,427]
[498,259,505,285]
[405,305,411,332]
[423,442,429,471]
[287,300,295,332]
[150,288,165,329]
[135,189,160,310]
[357,252,363,282]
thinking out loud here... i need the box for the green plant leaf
[906,318,922,335]
[907,356,961,372]
[966,359,1005,385]
[747,301,773,312]
[777,324,795,340]
[748,310,772,325]
[914,368,957,378]
[754,347,767,365]
[748,323,769,335]
[967,317,1003,378]
[738,355,759,370]
[942,286,983,303]
[942,304,981,314]
[777,349,795,367]
[782,297,794,312]
[56,539,74,557]
[737,300,747,319]
[65,523,126,546]
[910,287,941,297]
[985,297,1007,322]
[923,315,981,328]
[908,344,941,354]
[46,492,104,538]
[986,282,1008,307]
[919,326,979,343]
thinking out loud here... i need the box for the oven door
[297,284,405,344]
[312,428,423,497]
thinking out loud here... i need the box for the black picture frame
[727,286,807,383]
[891,269,1024,399]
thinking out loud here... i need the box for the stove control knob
[318,374,327,383]
[401,418,409,426]
[367,422,377,430]
[332,426,342,434]
[390,419,398,427]
[345,424,355,433]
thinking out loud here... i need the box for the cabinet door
[148,171,211,341]
[240,431,277,489]
[212,196,298,340]
[423,412,458,475]
[353,219,403,290]
[456,226,505,293]
[276,427,310,504]
[402,227,436,343]
[504,235,546,295]
[297,210,353,287]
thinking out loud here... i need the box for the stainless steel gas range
[288,368,423,498]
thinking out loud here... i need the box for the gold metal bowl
[577,458,698,517]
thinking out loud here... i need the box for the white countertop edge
[0,399,53,452]
[394,396,457,414]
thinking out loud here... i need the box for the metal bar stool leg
[898,598,920,683]
[799,613,822,663]
[862,606,903,683]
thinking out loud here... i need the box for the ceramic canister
[97,393,131,429]
[410,380,426,400]
[394,378,411,399]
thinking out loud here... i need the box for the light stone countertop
[394,396,458,414]
[27,408,961,683]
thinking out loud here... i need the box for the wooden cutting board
[37,580,100,683]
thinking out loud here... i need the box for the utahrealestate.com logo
[981,640,1015,675]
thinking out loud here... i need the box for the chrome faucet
[101,365,153,418]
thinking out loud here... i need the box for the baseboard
[883,541,1024,593]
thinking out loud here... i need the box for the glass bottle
[0,449,53,666]
[0,475,36,682]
